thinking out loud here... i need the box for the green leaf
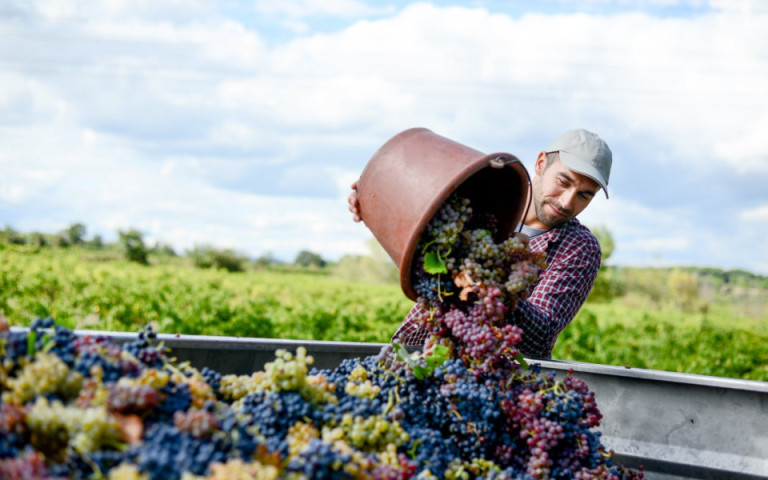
[393,343,415,368]
[424,250,447,274]
[412,365,428,380]
[41,333,53,353]
[27,330,36,356]
[392,342,442,380]
[393,342,450,380]
[424,344,449,370]
[513,352,529,369]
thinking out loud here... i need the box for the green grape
[4,352,82,405]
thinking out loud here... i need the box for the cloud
[740,204,768,222]
[1,1,767,273]
[253,0,394,18]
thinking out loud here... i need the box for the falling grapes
[407,192,547,373]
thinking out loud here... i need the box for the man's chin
[541,216,570,229]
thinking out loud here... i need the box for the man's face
[530,152,601,229]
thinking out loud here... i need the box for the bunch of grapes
[408,193,547,373]
[0,317,642,480]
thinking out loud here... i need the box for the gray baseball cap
[546,128,612,198]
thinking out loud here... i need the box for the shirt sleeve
[391,303,431,345]
[506,231,601,359]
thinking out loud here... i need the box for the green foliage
[254,251,279,269]
[294,250,326,268]
[61,222,87,246]
[586,225,621,302]
[87,234,104,249]
[27,232,48,248]
[393,343,449,379]
[423,250,448,274]
[188,245,247,272]
[1,225,26,245]
[590,225,615,262]
[665,267,703,312]
[0,246,412,343]
[2,238,767,382]
[553,303,768,381]
[117,229,149,265]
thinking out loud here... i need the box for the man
[348,128,612,359]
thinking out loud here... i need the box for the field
[2,243,767,382]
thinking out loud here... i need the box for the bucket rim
[399,152,531,301]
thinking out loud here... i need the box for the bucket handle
[488,155,520,168]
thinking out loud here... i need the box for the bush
[188,245,247,272]
[294,250,327,268]
[118,229,149,265]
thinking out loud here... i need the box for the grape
[106,381,159,415]
[0,450,53,480]
[204,458,279,480]
[406,193,547,374]
[3,352,83,405]
[0,313,642,480]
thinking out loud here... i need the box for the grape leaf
[27,330,36,356]
[513,352,529,369]
[424,344,449,370]
[424,250,447,274]
[392,342,449,380]
[392,342,415,366]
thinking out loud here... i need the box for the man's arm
[506,232,601,359]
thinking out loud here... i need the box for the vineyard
[1,243,767,382]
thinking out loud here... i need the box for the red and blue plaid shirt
[392,218,601,359]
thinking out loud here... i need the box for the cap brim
[557,151,609,199]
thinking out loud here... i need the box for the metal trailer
[23,329,768,480]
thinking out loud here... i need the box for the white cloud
[253,0,394,19]
[740,204,768,222]
[2,1,768,273]
[710,0,768,14]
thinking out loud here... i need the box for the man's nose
[559,190,576,211]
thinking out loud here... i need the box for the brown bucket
[356,127,532,301]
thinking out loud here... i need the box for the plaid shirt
[392,218,601,359]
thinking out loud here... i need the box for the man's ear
[534,151,548,175]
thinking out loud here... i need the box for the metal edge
[10,327,767,392]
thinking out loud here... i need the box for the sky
[1,0,767,274]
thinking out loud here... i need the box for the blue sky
[1,0,767,274]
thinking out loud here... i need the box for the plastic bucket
[356,127,531,301]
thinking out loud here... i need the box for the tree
[87,234,104,249]
[1,226,25,245]
[118,229,149,265]
[586,225,621,302]
[64,222,87,245]
[254,252,277,268]
[590,225,615,263]
[152,241,178,257]
[294,250,326,268]
[667,267,701,312]
[188,245,246,272]
[27,232,48,248]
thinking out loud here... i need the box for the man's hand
[513,232,530,248]
[348,181,362,222]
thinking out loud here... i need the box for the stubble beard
[532,193,571,229]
